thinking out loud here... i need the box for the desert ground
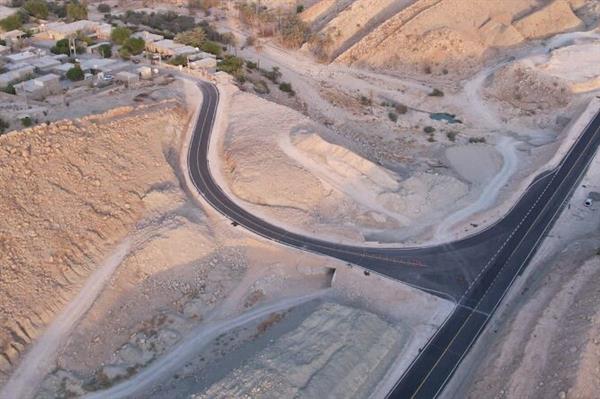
[1,0,600,398]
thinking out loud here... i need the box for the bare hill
[302,0,592,76]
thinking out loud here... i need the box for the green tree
[50,38,70,54]
[174,27,206,48]
[66,1,87,21]
[98,43,112,58]
[123,37,144,55]
[168,54,187,66]
[24,0,49,19]
[66,65,84,81]
[110,26,131,45]
[0,14,23,31]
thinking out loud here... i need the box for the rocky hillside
[302,0,596,75]
[0,102,187,384]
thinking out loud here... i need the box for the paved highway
[188,82,600,398]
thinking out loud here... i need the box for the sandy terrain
[214,83,487,243]
[445,137,600,399]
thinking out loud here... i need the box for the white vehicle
[584,198,593,207]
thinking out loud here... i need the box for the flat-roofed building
[14,74,61,100]
[146,39,198,57]
[79,58,116,72]
[115,71,139,84]
[5,51,38,64]
[51,62,75,77]
[30,56,61,72]
[132,31,164,43]
[0,65,35,88]
[40,20,112,40]
[0,29,25,46]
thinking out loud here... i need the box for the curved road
[189,82,600,398]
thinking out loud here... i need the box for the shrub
[24,0,49,19]
[97,3,110,13]
[123,37,145,55]
[246,60,257,70]
[118,46,131,60]
[360,95,372,106]
[278,82,294,95]
[168,55,187,66]
[469,136,487,144]
[260,66,281,83]
[446,131,457,142]
[245,35,255,47]
[217,55,244,78]
[388,112,398,122]
[278,14,310,49]
[308,31,333,62]
[20,116,32,127]
[66,65,84,81]
[0,117,9,134]
[66,1,87,21]
[115,10,195,35]
[111,26,131,45]
[394,103,408,114]
[253,79,269,94]
[200,40,221,56]
[98,43,112,58]
[423,126,436,134]
[429,88,444,97]
[0,14,23,31]
[1,84,16,95]
[175,27,206,48]
[296,4,304,13]
[48,1,66,18]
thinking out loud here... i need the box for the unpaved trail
[0,240,132,399]
[433,137,519,242]
[83,290,330,399]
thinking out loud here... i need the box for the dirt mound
[487,61,572,113]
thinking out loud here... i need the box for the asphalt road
[188,82,600,398]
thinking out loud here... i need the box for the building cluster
[39,20,112,41]
[0,11,222,103]
[135,30,217,73]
